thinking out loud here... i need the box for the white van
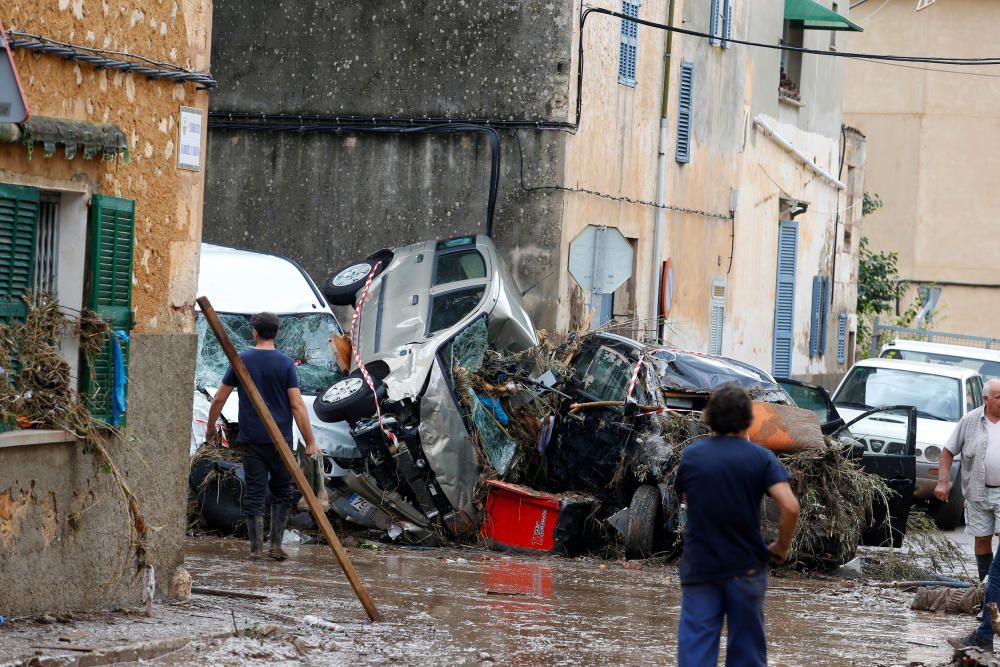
[191,243,358,466]
[880,339,1000,381]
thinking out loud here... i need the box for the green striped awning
[785,0,863,31]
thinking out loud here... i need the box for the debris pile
[0,293,149,564]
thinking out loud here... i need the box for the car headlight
[923,445,941,463]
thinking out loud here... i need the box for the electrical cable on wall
[512,131,732,220]
[6,30,217,88]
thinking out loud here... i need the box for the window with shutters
[34,194,60,296]
[676,61,694,163]
[0,184,39,327]
[710,0,734,48]
[81,195,136,425]
[618,1,640,87]
[780,21,804,102]
[808,275,830,357]
[772,221,798,377]
[709,281,726,355]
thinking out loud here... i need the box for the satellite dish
[0,21,29,123]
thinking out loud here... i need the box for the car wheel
[625,484,660,560]
[322,251,392,307]
[314,373,385,424]
[934,475,965,531]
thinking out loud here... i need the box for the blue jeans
[977,545,1000,643]
[238,441,295,517]
[678,569,768,667]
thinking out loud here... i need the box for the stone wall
[0,0,210,614]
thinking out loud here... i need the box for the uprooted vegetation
[0,294,150,571]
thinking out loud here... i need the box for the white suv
[832,357,984,529]
[880,339,1000,381]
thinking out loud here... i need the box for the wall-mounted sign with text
[177,106,203,171]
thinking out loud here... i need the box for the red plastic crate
[479,480,561,552]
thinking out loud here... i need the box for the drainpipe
[0,124,22,143]
[651,0,678,343]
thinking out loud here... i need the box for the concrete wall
[843,0,1000,338]
[204,0,575,331]
[659,0,858,385]
[0,0,210,614]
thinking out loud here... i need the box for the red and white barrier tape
[349,261,398,447]
[625,347,670,403]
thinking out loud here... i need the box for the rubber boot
[268,503,290,561]
[247,515,265,560]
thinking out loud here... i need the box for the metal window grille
[675,61,694,163]
[618,2,639,87]
[709,281,726,355]
[33,193,59,296]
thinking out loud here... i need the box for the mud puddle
[0,535,981,666]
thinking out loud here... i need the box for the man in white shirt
[937,379,1000,650]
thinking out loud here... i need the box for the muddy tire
[314,373,385,424]
[322,251,392,306]
[934,475,964,531]
[625,484,660,560]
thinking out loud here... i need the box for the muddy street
[0,533,982,666]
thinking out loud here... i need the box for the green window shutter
[82,194,135,424]
[0,184,40,324]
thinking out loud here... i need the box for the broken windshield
[195,312,345,395]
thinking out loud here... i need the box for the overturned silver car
[314,235,537,535]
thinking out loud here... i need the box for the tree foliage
[856,193,908,356]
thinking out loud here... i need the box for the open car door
[776,378,844,435]
[832,405,918,549]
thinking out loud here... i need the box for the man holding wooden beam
[207,312,320,561]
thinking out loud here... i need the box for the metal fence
[871,317,1000,356]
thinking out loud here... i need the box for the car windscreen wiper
[915,410,950,422]
[835,400,871,410]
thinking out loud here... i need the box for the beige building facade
[561,0,865,384]
[843,0,1000,339]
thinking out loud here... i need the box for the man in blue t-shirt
[674,384,800,666]
[207,312,319,561]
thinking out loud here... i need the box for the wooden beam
[196,296,384,623]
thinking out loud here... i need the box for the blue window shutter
[836,312,848,364]
[676,61,694,163]
[722,0,733,48]
[618,2,639,87]
[809,275,822,357]
[772,221,798,377]
[819,276,830,354]
[710,0,721,46]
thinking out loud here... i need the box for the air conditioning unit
[916,0,936,11]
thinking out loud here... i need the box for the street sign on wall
[568,225,634,326]
[0,21,29,123]
[568,225,634,294]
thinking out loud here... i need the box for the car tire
[322,251,392,307]
[625,484,660,560]
[314,372,386,424]
[934,475,965,531]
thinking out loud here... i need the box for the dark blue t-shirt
[674,435,791,585]
[221,348,299,444]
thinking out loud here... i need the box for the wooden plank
[0,430,77,449]
[196,296,384,623]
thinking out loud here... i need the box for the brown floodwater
[0,535,981,666]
